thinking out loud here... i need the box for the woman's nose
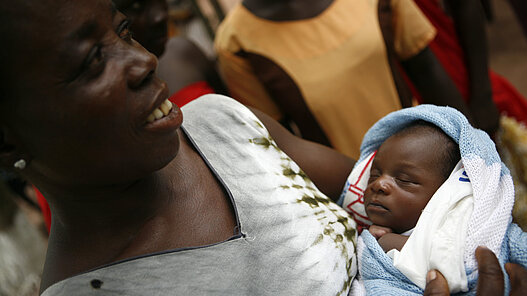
[126,43,158,89]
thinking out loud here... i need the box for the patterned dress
[42,95,358,296]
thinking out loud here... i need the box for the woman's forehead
[5,0,113,35]
[113,0,136,9]
[3,0,114,56]
[0,0,115,89]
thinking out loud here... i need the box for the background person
[214,0,477,158]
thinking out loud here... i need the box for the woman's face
[0,0,182,187]
[113,0,169,57]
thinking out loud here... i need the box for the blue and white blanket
[339,105,527,295]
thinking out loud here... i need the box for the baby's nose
[370,175,393,194]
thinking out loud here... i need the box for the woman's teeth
[146,99,173,123]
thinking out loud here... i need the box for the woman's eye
[72,43,105,80]
[118,20,133,41]
[86,44,104,69]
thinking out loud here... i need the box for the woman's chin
[149,139,180,173]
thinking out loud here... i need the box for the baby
[363,120,460,252]
[343,105,526,295]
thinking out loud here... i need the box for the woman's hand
[424,246,527,295]
[505,261,527,296]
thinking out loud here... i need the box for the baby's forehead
[381,126,443,149]
[383,122,452,150]
[378,129,445,161]
[393,122,446,139]
[376,122,460,181]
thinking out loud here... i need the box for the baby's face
[363,132,446,234]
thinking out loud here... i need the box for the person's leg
[480,0,494,22]
[508,0,527,38]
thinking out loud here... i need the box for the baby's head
[364,120,460,234]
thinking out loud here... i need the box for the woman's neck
[42,163,176,234]
[242,0,335,21]
[39,171,176,293]
[39,129,237,293]
[39,132,197,291]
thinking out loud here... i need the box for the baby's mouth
[367,202,389,211]
[146,99,173,123]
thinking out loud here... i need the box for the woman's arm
[250,107,355,202]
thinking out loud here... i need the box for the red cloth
[410,0,527,124]
[168,81,214,107]
[34,186,51,233]
[34,81,214,235]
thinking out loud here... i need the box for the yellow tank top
[215,0,436,158]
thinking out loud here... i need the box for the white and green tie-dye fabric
[42,95,358,296]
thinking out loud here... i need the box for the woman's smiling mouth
[146,98,173,123]
[143,98,183,133]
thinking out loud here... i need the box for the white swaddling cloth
[390,161,473,292]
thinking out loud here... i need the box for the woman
[1,0,356,294]
[0,1,522,295]
[34,0,228,234]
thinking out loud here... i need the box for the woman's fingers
[423,270,449,296]
[505,262,527,295]
[425,246,526,295]
[475,246,504,296]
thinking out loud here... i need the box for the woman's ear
[0,128,29,171]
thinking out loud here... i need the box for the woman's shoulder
[182,95,265,135]
[182,94,250,117]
